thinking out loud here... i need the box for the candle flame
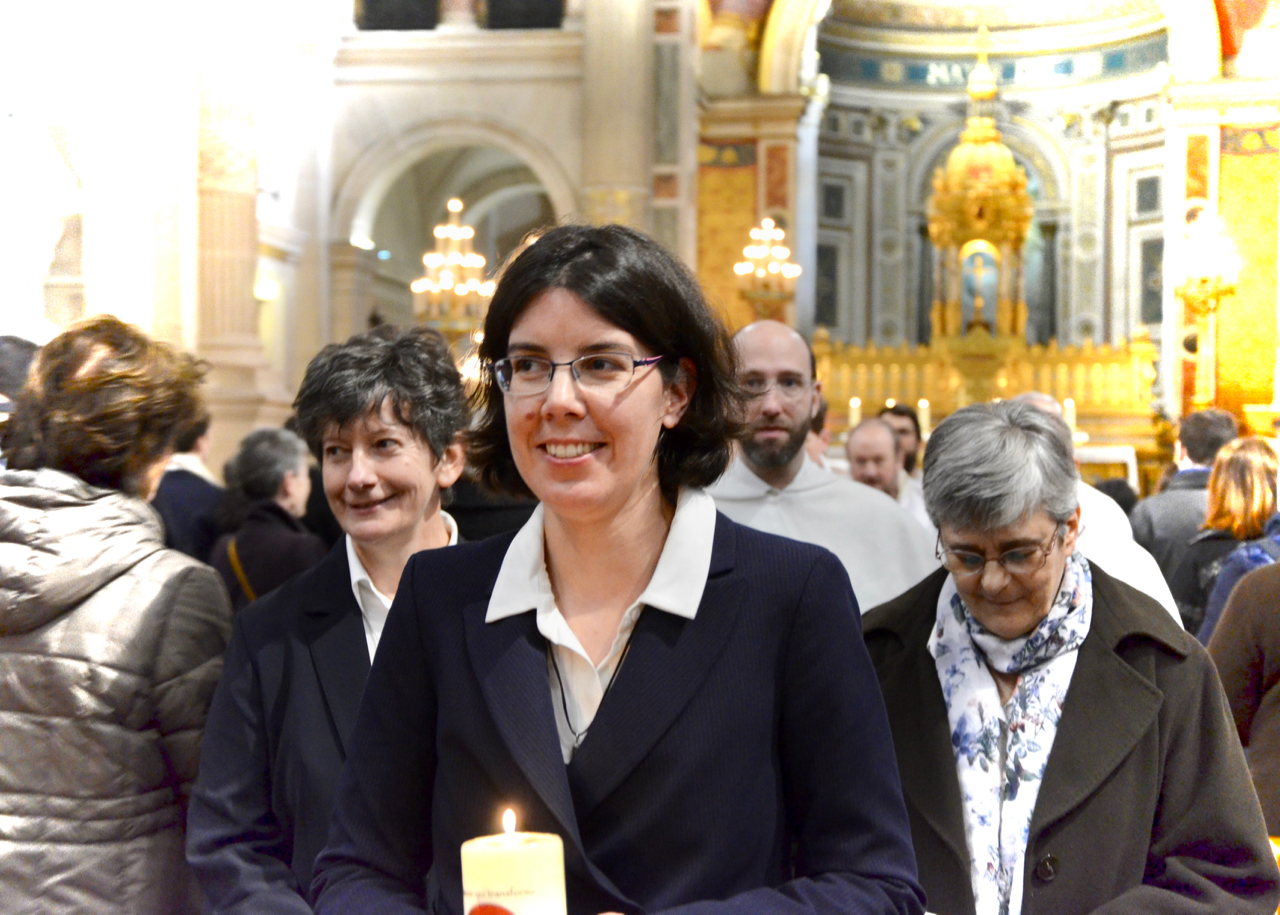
[502,809,516,834]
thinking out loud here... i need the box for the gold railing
[814,327,1160,447]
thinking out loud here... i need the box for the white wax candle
[1063,397,1077,431]
[848,397,862,427]
[461,811,566,915]
[917,399,931,438]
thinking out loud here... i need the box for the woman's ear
[661,357,697,429]
[433,437,468,490]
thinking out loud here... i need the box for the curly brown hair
[1,315,206,497]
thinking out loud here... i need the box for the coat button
[1034,854,1059,882]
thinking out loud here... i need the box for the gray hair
[293,325,467,462]
[923,401,1079,532]
[226,427,309,502]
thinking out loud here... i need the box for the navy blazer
[311,513,924,915]
[152,468,224,562]
[187,541,370,913]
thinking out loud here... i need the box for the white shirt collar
[166,451,219,485]
[486,488,718,624]
[346,511,458,660]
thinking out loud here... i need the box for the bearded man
[708,320,936,610]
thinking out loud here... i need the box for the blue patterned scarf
[928,550,1093,915]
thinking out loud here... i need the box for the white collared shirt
[166,451,219,486]
[486,488,717,763]
[346,511,458,661]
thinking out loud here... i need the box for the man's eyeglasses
[936,527,1063,579]
[740,375,811,403]
[493,353,664,396]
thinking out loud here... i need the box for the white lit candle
[917,399,931,438]
[848,396,862,427]
[461,809,566,915]
[1063,397,1077,432]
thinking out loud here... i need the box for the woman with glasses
[312,224,925,915]
[862,400,1279,915]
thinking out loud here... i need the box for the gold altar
[814,34,1167,489]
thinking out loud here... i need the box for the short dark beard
[903,449,917,474]
[741,420,809,471]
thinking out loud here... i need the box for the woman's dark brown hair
[467,223,742,500]
[1,315,205,497]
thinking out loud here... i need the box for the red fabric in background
[1218,0,1271,60]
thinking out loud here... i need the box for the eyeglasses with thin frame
[936,526,1064,579]
[493,352,665,396]
[739,374,812,403]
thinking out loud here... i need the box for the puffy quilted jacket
[0,468,231,914]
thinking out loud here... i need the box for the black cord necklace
[547,637,633,748]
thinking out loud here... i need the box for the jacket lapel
[462,601,583,852]
[301,545,372,757]
[1030,601,1163,835]
[879,634,971,874]
[564,516,743,818]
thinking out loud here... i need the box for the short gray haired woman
[187,325,469,911]
[209,426,325,611]
[863,400,1279,914]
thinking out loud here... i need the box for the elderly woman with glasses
[311,224,925,915]
[862,400,1279,915]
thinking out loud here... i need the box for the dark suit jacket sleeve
[653,552,925,915]
[310,558,435,913]
[186,613,313,915]
[1086,641,1278,914]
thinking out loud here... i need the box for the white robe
[709,458,939,612]
[1075,480,1182,626]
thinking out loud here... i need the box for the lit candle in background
[461,809,566,915]
[1063,397,1077,432]
[848,396,862,426]
[917,399,931,438]
[885,397,896,408]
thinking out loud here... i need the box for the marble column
[581,0,652,228]
[329,242,377,342]
[437,0,479,30]
[197,80,291,474]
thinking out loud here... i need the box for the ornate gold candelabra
[734,217,802,322]
[412,198,496,347]
[1174,205,1240,410]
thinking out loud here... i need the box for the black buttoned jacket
[863,563,1280,915]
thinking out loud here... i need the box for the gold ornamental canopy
[926,27,1034,340]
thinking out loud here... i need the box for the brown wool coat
[864,562,1280,915]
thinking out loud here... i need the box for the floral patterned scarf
[928,550,1093,915]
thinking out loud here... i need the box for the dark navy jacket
[187,542,369,913]
[311,513,924,915]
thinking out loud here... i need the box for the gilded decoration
[816,31,1158,457]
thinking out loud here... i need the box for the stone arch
[758,0,830,93]
[332,116,579,248]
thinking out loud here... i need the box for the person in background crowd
[1170,437,1278,636]
[846,417,935,537]
[865,401,1279,915]
[152,410,225,562]
[1095,477,1139,515]
[1209,561,1280,836]
[208,427,327,612]
[1012,391,1181,622]
[1198,442,1280,645]
[0,334,38,411]
[710,320,936,610]
[879,402,923,478]
[446,472,538,540]
[311,225,925,915]
[803,394,832,468]
[0,315,231,914]
[187,325,467,913]
[284,415,344,549]
[1130,408,1238,583]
